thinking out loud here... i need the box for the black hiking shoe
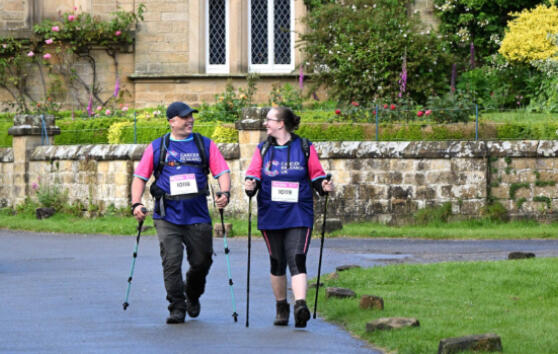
[294,300,310,328]
[186,296,200,318]
[273,300,290,326]
[166,309,185,324]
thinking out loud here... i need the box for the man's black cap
[166,101,198,120]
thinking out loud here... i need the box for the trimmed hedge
[0,121,12,147]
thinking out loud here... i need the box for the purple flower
[32,182,39,190]
[470,42,475,69]
[299,65,304,90]
[113,77,120,97]
[86,96,93,117]
[450,64,457,93]
[398,54,407,98]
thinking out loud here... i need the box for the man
[131,101,231,324]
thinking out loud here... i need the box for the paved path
[2,229,558,354]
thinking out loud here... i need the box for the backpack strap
[154,133,170,180]
[259,135,310,165]
[193,132,209,176]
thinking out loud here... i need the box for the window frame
[206,0,230,74]
[248,0,295,73]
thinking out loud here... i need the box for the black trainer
[273,300,290,326]
[294,300,310,328]
[186,296,200,318]
[166,309,185,324]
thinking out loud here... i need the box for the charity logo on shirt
[166,150,202,163]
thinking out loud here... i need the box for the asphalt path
[2,229,558,354]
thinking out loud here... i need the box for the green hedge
[55,117,128,145]
[0,121,12,147]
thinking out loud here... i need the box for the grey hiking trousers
[154,219,213,312]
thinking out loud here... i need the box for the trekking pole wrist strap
[131,203,144,214]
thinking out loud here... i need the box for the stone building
[0,0,438,110]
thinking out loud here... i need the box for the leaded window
[207,0,229,73]
[249,0,294,73]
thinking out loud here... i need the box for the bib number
[271,181,299,203]
[169,174,198,195]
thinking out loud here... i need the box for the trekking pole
[313,174,332,319]
[217,191,239,322]
[245,182,257,328]
[123,207,148,310]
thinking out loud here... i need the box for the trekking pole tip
[123,302,129,310]
[233,312,238,322]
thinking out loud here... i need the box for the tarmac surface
[2,229,558,354]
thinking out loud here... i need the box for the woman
[244,106,334,328]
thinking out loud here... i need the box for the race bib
[169,174,198,196]
[271,181,299,203]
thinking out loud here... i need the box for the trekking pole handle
[324,173,332,195]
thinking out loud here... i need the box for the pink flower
[335,109,341,115]
[105,109,111,115]
[96,106,102,111]
[390,104,396,110]
[27,51,34,57]
[68,15,75,21]
[51,26,60,32]
[425,110,432,116]
[2,44,7,48]
[115,30,122,36]
[74,6,78,11]
[417,111,424,117]
[372,110,376,115]
[45,38,54,44]
[351,101,359,107]
[43,53,52,59]
[383,104,388,109]
[32,182,39,190]
[86,96,93,117]
[122,106,129,112]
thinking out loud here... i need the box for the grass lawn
[2,210,558,240]
[480,111,558,124]
[308,257,558,353]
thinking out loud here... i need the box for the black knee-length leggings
[261,227,312,276]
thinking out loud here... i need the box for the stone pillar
[8,114,60,205]
[235,107,269,174]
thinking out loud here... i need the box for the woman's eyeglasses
[265,118,281,122]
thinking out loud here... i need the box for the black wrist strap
[131,203,143,214]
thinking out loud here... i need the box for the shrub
[414,202,453,224]
[269,83,303,110]
[425,91,474,123]
[35,184,68,211]
[211,125,238,143]
[480,201,509,222]
[55,117,127,145]
[499,4,558,63]
[300,0,454,104]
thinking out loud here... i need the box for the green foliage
[509,182,530,200]
[480,201,509,222]
[433,0,541,61]
[35,184,68,211]
[297,123,365,141]
[211,125,238,143]
[516,197,527,210]
[268,83,303,110]
[32,4,144,53]
[0,120,13,147]
[55,117,127,145]
[414,202,453,225]
[425,91,474,123]
[202,77,259,122]
[301,0,454,104]
[533,195,552,209]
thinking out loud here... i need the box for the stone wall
[2,117,558,223]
